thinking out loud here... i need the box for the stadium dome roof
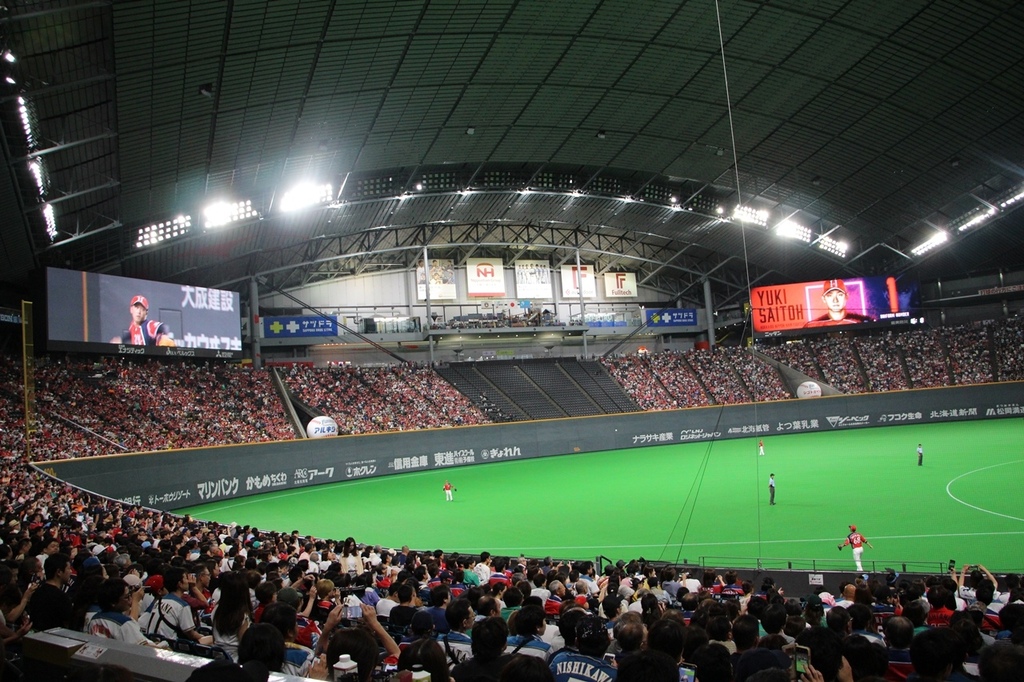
[2,0,1023,306]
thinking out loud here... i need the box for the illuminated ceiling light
[279,182,332,212]
[715,206,724,214]
[955,206,997,232]
[3,52,15,63]
[43,204,56,241]
[28,160,46,195]
[135,214,192,249]
[910,231,948,257]
[816,235,848,257]
[733,205,769,226]
[414,182,424,191]
[621,196,634,203]
[775,220,811,243]
[204,199,257,228]
[17,96,36,148]
[519,188,533,195]
[1000,188,1024,208]
[4,76,14,85]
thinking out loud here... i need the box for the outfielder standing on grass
[838,524,873,572]
[443,480,455,502]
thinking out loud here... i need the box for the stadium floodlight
[204,199,257,228]
[134,215,192,249]
[17,96,36,148]
[775,219,811,242]
[816,235,848,257]
[43,203,56,241]
[3,51,15,63]
[955,206,997,232]
[910,231,948,257]
[733,205,769,226]
[279,182,332,212]
[28,159,46,195]
[1000,187,1024,208]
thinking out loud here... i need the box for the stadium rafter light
[3,51,15,63]
[17,96,36,148]
[134,214,192,249]
[279,182,332,212]
[1000,188,1024,208]
[203,199,257,228]
[910,231,948,257]
[775,219,811,243]
[816,235,848,257]
[955,206,997,232]
[28,159,46,195]
[43,203,56,241]
[733,205,769,226]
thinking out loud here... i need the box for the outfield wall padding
[36,382,1024,511]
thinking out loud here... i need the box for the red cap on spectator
[822,279,846,295]
[144,575,164,591]
[130,295,149,309]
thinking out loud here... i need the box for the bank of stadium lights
[28,160,46,196]
[775,219,811,243]
[203,199,258,228]
[42,204,56,241]
[817,235,848,258]
[17,97,36,148]
[279,182,332,213]
[1001,187,1024,208]
[732,205,769,227]
[134,215,192,249]
[911,231,948,257]
[955,206,997,232]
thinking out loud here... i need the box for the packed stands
[993,317,1024,381]
[893,328,950,388]
[940,325,994,385]
[758,341,825,383]
[853,334,910,392]
[284,363,490,433]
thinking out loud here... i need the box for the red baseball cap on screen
[849,524,857,531]
[130,295,149,309]
[823,279,847,295]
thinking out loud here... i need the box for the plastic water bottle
[333,653,359,679]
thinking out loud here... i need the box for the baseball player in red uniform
[838,524,874,572]
[443,480,454,502]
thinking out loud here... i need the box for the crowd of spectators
[805,336,867,394]
[993,317,1024,381]
[0,316,1022,678]
[1,501,1021,682]
[284,364,489,434]
[718,348,790,402]
[893,329,949,388]
[0,355,294,460]
[852,334,909,393]
[684,348,754,405]
[758,342,825,382]
[600,354,679,410]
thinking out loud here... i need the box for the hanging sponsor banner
[604,272,638,297]
[416,259,456,300]
[515,260,552,299]
[645,309,697,326]
[560,264,596,298]
[750,275,921,338]
[263,315,338,338]
[466,258,506,297]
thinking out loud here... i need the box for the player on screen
[838,524,873,572]
[804,279,874,327]
[110,295,176,346]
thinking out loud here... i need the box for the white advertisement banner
[416,259,457,300]
[561,264,596,298]
[466,257,506,297]
[604,272,638,297]
[515,260,552,299]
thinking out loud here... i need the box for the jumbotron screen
[46,268,243,359]
[751,275,922,338]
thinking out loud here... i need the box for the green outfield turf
[181,418,1024,573]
